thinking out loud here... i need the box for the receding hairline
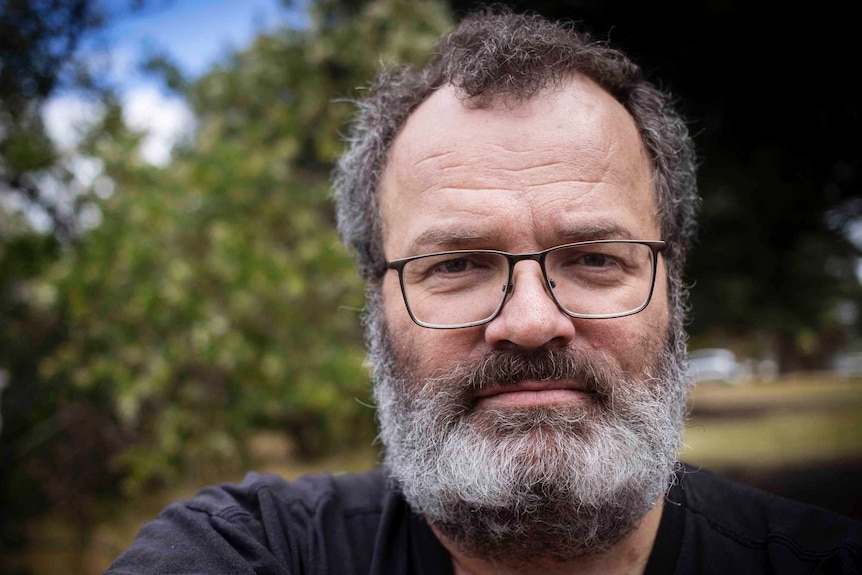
[333,9,697,287]
[376,74,660,251]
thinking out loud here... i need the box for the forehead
[380,75,657,256]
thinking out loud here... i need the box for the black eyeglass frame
[386,239,666,329]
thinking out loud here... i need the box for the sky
[101,0,308,81]
[43,0,308,166]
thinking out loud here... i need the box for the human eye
[427,253,498,277]
[550,244,634,284]
[432,256,475,274]
[404,252,500,288]
[559,248,621,270]
[552,242,653,281]
[577,252,615,268]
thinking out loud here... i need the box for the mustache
[423,347,618,399]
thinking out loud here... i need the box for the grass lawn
[682,376,862,469]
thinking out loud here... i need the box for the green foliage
[38,0,452,495]
[0,1,122,555]
[0,2,450,561]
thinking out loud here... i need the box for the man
[107,10,862,575]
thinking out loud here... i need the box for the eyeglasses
[387,240,666,329]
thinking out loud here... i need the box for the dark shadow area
[443,0,862,371]
[721,458,862,520]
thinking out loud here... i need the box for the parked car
[832,351,862,377]
[687,348,749,384]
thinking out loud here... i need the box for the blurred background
[0,0,859,573]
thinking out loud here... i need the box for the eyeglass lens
[398,242,656,327]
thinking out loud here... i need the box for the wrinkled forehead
[379,76,657,251]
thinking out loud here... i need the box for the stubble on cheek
[584,302,669,376]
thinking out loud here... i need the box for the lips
[473,379,593,408]
[474,379,588,398]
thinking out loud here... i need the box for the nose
[483,260,576,350]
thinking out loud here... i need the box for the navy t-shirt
[106,465,862,574]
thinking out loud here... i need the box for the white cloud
[122,85,196,166]
[42,86,195,168]
[25,87,193,236]
[42,94,102,151]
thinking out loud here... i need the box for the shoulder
[106,469,396,575]
[185,468,390,519]
[674,465,862,573]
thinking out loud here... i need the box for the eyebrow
[405,221,639,256]
[556,223,636,243]
[408,227,493,253]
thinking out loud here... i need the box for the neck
[433,497,664,575]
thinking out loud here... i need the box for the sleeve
[104,500,291,575]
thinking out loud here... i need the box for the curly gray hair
[333,9,698,329]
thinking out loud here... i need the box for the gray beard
[365,292,690,563]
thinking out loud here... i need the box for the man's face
[370,75,686,560]
[380,76,668,379]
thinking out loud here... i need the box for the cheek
[578,285,669,374]
[580,319,667,375]
[381,275,487,373]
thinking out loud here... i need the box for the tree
[0,0,137,564]
[3,2,451,569]
[0,0,108,241]
[38,0,451,496]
